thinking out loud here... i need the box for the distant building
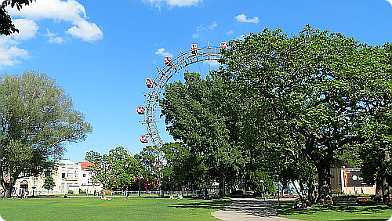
[331,168,376,194]
[7,160,102,196]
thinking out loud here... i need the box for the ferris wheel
[137,42,227,149]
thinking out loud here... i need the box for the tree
[85,146,142,191]
[160,142,210,191]
[0,72,92,198]
[1,0,35,35]
[160,72,247,196]
[134,146,165,191]
[42,176,55,193]
[219,25,390,203]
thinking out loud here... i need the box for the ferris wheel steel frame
[143,46,223,149]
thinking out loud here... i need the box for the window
[62,173,65,178]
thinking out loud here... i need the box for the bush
[79,189,86,194]
[68,190,74,194]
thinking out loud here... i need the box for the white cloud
[226,30,234,36]
[11,19,39,40]
[0,0,102,68]
[0,37,29,68]
[387,0,392,6]
[144,0,202,7]
[46,30,65,44]
[155,48,173,57]
[196,21,218,32]
[235,14,259,24]
[203,60,220,67]
[192,33,200,39]
[193,21,218,38]
[7,0,103,42]
[67,20,103,42]
[208,21,218,30]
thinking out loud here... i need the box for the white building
[10,160,101,196]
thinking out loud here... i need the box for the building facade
[7,160,101,196]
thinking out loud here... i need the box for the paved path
[212,198,303,221]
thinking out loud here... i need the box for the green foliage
[85,146,142,191]
[42,176,55,191]
[0,72,92,197]
[219,25,391,203]
[248,169,276,195]
[0,0,35,35]
[160,72,248,195]
[160,142,211,190]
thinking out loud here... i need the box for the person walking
[124,189,130,202]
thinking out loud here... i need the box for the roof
[78,161,94,170]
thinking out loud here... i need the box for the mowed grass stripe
[0,197,230,221]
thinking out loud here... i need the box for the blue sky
[1,0,392,162]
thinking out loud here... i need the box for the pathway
[212,198,303,221]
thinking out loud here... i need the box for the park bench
[333,196,358,205]
[357,196,373,204]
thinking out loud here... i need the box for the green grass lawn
[275,203,392,221]
[0,197,231,221]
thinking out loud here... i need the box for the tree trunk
[219,175,226,196]
[317,163,333,205]
[375,148,390,205]
[307,179,317,204]
[4,181,13,198]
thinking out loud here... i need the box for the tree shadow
[275,203,391,218]
[169,199,232,210]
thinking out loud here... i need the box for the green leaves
[160,72,247,195]
[85,146,142,191]
[0,72,92,197]
[219,25,392,203]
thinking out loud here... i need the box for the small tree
[42,176,55,194]
[85,146,142,191]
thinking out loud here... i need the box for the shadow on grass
[275,202,391,217]
[336,220,386,221]
[169,199,232,210]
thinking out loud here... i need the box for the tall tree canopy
[218,25,391,203]
[0,72,92,198]
[1,0,35,35]
[160,72,247,195]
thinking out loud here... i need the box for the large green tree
[219,25,390,203]
[0,72,92,198]
[85,146,142,191]
[160,142,210,191]
[160,72,247,196]
[1,0,35,35]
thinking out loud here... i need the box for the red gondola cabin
[140,135,148,143]
[220,42,227,49]
[191,44,198,55]
[136,106,144,114]
[164,57,172,66]
[145,78,153,88]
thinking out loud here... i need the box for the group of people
[170,194,183,200]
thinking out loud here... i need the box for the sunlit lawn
[275,203,392,221]
[0,197,231,221]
